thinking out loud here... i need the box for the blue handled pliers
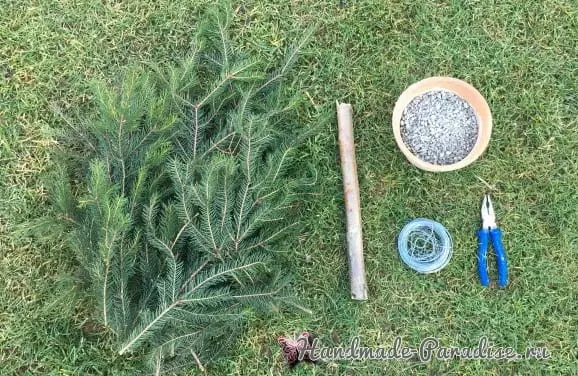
[477,194,508,287]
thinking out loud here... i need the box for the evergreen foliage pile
[50,7,315,373]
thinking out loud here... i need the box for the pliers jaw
[481,194,497,230]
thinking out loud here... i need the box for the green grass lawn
[1,0,576,375]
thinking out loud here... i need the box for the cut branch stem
[336,101,368,301]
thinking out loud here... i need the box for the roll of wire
[397,218,453,273]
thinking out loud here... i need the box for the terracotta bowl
[392,77,492,172]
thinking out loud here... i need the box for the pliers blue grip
[477,194,508,287]
[477,228,508,287]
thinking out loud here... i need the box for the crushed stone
[400,89,479,165]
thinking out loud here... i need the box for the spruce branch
[257,25,316,93]
[50,4,318,374]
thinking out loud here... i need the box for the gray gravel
[400,89,479,165]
